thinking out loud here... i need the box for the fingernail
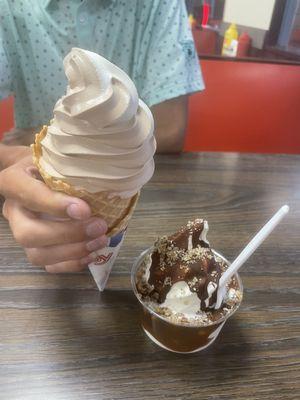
[86,236,109,252]
[86,219,108,237]
[67,203,87,220]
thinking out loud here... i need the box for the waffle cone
[32,126,139,236]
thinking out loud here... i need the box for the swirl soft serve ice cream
[38,47,156,197]
[32,48,156,290]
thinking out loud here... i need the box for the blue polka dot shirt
[0,0,204,129]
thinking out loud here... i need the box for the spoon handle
[215,205,289,309]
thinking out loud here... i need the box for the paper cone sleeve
[32,126,139,236]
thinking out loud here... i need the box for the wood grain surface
[0,152,299,400]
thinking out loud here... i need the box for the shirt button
[79,14,87,24]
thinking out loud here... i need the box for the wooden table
[0,153,299,400]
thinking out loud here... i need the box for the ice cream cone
[30,48,155,291]
[32,126,140,237]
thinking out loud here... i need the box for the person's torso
[1,0,157,128]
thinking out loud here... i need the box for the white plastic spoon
[215,205,290,309]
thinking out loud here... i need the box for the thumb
[0,162,92,220]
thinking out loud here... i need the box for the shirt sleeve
[137,0,205,107]
[0,37,13,99]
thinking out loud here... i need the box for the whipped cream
[40,48,156,196]
[161,281,200,315]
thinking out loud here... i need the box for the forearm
[155,126,186,154]
[151,95,189,154]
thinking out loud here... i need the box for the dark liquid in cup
[140,305,224,352]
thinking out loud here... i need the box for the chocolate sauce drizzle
[148,219,224,311]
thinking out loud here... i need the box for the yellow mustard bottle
[188,14,196,28]
[222,23,238,57]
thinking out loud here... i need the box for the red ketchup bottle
[237,32,251,57]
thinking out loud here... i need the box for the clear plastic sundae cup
[131,248,243,353]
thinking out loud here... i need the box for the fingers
[25,236,108,266]
[4,199,108,247]
[45,260,89,273]
[0,160,91,219]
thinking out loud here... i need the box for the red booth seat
[0,96,14,139]
[185,59,300,154]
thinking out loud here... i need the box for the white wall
[223,0,276,30]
